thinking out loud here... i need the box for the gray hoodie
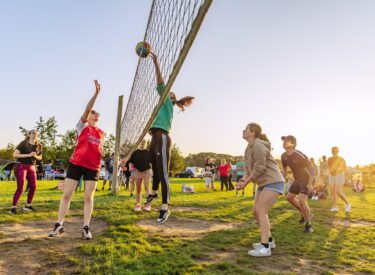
[243,138,284,188]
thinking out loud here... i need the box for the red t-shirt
[218,164,231,177]
[70,119,105,171]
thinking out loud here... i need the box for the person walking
[328,147,351,212]
[101,153,114,191]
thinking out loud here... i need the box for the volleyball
[135,41,152,58]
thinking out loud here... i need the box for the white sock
[83,224,89,228]
[161,204,168,210]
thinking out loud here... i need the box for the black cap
[281,135,297,146]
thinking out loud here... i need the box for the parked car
[43,164,66,180]
[185,167,205,178]
[0,159,17,181]
[175,170,195,178]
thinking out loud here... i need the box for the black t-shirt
[124,160,131,177]
[205,163,216,173]
[129,149,151,172]
[16,140,41,165]
[105,157,114,173]
[281,150,312,183]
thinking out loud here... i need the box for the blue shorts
[257,182,285,195]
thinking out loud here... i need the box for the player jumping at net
[48,80,105,240]
[145,52,195,224]
[281,135,315,233]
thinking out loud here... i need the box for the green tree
[56,129,77,164]
[170,144,185,175]
[103,134,115,157]
[0,143,15,160]
[19,116,59,163]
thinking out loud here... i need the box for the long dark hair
[247,123,269,142]
[169,92,195,111]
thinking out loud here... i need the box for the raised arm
[81,80,101,122]
[150,53,164,85]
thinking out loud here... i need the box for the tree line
[0,116,242,174]
[0,116,115,166]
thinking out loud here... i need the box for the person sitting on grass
[353,180,365,193]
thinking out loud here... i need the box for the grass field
[0,179,374,274]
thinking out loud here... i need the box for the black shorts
[289,180,309,195]
[66,162,99,181]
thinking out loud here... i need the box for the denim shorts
[257,182,285,195]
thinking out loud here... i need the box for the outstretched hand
[149,52,157,63]
[236,180,247,190]
[94,80,101,94]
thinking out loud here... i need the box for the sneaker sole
[145,196,159,204]
[157,212,170,225]
[253,243,276,249]
[248,251,272,257]
[48,230,64,238]
[23,208,35,212]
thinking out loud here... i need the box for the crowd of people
[7,52,362,258]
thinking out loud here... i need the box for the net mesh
[119,0,212,158]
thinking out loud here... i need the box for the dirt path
[0,217,107,275]
[137,217,241,239]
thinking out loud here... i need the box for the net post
[112,95,124,195]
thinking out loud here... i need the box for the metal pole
[112,95,124,195]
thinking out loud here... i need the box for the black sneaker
[82,225,92,240]
[304,223,314,233]
[300,213,314,224]
[48,223,64,237]
[145,193,159,204]
[10,208,17,214]
[23,205,37,212]
[157,209,170,224]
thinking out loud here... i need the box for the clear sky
[1,1,374,166]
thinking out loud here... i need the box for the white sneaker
[253,239,276,249]
[330,207,339,212]
[248,245,271,257]
[345,204,351,212]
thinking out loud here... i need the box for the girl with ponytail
[11,130,42,214]
[144,52,194,225]
[236,123,284,257]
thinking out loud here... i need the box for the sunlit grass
[0,179,374,274]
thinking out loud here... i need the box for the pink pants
[13,164,37,207]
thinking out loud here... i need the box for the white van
[185,167,205,178]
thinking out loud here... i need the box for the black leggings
[228,174,234,190]
[150,130,171,204]
[220,176,229,191]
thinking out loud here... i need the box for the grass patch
[0,179,374,274]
